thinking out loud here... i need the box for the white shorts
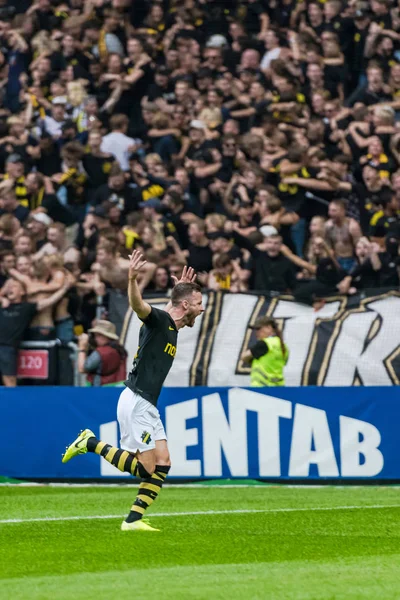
[117,387,167,453]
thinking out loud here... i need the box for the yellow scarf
[123,228,141,250]
[216,273,231,290]
[30,94,45,119]
[98,29,108,62]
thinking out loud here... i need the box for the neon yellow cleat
[62,429,95,463]
[121,519,160,532]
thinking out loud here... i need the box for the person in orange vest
[78,320,127,386]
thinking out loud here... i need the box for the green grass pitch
[0,484,400,600]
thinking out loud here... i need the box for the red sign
[17,350,49,380]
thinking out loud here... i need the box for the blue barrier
[0,386,399,480]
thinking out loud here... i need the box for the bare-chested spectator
[325,200,362,272]
[34,222,79,264]
[0,276,72,387]
[94,241,156,293]
[8,258,65,341]
[45,254,75,343]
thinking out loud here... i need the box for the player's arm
[128,250,152,320]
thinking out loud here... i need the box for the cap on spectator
[139,197,162,210]
[88,320,119,340]
[31,213,52,227]
[259,225,278,238]
[249,316,277,330]
[206,34,228,48]
[52,96,68,105]
[189,119,207,130]
[6,153,23,164]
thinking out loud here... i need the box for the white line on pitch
[4,482,397,489]
[1,504,399,525]
[1,483,270,489]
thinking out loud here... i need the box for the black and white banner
[117,290,400,387]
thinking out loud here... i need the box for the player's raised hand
[171,265,197,286]
[128,250,147,280]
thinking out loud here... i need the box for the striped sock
[125,465,170,523]
[87,437,151,479]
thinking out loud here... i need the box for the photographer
[78,320,127,387]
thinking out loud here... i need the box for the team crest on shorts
[141,431,152,445]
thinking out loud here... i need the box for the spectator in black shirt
[27,0,56,31]
[248,233,297,293]
[36,133,62,176]
[0,275,71,386]
[147,66,174,103]
[26,173,63,217]
[371,0,393,29]
[349,10,371,89]
[174,167,201,216]
[0,182,29,224]
[50,33,91,76]
[92,164,136,216]
[338,237,381,293]
[305,2,325,38]
[26,212,52,251]
[303,62,339,104]
[348,65,392,106]
[376,233,400,287]
[128,157,168,205]
[295,242,347,305]
[323,0,354,52]
[0,250,15,288]
[367,32,399,77]
[354,165,388,233]
[186,220,213,274]
[162,190,189,249]
[185,120,209,160]
[369,191,400,245]
[82,131,116,201]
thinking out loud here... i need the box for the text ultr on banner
[0,386,397,481]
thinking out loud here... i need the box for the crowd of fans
[1,0,400,367]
